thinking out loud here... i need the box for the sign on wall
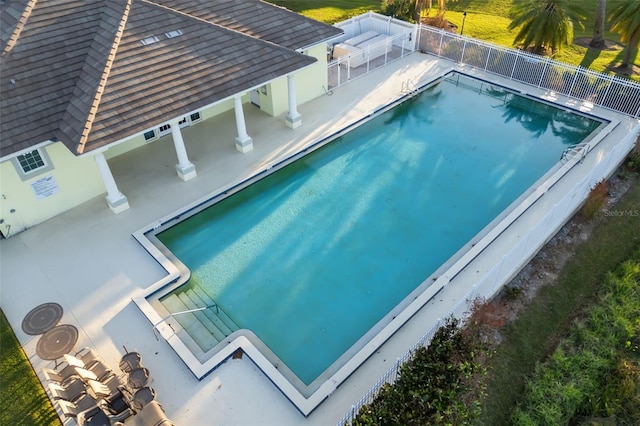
[30,175,60,200]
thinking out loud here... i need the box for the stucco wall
[0,143,104,237]
[0,47,329,237]
[262,43,329,117]
[106,99,237,160]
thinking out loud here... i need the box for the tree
[383,0,455,24]
[508,0,586,55]
[382,0,417,22]
[589,0,606,48]
[413,0,425,22]
[609,0,640,71]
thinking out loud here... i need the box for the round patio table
[21,302,63,335]
[35,324,78,361]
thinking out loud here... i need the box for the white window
[189,112,201,123]
[143,130,157,142]
[12,148,54,181]
[157,114,197,137]
[17,150,46,173]
[158,123,171,137]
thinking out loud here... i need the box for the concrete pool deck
[1,52,638,425]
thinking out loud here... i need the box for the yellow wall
[0,143,104,237]
[296,43,330,105]
[261,43,329,117]
[106,99,237,160]
[0,46,330,237]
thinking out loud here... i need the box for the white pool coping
[1,53,638,425]
[131,69,633,416]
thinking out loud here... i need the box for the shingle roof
[151,0,343,50]
[0,0,340,157]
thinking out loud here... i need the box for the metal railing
[332,18,640,426]
[328,31,417,90]
[336,104,640,426]
[418,25,640,118]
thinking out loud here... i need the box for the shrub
[353,317,489,425]
[580,179,609,218]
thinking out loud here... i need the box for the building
[0,0,342,238]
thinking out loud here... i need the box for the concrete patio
[1,52,638,425]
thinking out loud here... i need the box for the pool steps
[161,286,239,351]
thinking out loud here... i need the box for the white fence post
[510,49,520,79]
[484,45,492,71]
[460,38,467,64]
[537,57,549,88]
[568,69,580,97]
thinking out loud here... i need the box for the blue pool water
[157,73,602,385]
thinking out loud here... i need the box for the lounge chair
[127,367,151,389]
[132,401,174,426]
[75,402,131,426]
[131,386,156,411]
[57,394,100,419]
[43,366,97,385]
[119,351,142,373]
[99,393,133,422]
[48,379,87,402]
[102,373,127,395]
[73,347,102,368]
[63,353,113,381]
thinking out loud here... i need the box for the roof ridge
[2,0,38,57]
[59,0,131,155]
[76,0,131,154]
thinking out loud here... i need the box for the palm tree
[382,0,417,22]
[508,0,586,55]
[609,0,640,71]
[383,0,451,23]
[589,0,606,48]
[413,0,425,22]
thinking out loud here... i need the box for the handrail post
[152,305,218,341]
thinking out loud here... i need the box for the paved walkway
[1,53,638,425]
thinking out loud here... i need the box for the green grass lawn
[479,176,640,425]
[269,0,380,23]
[446,0,639,79]
[271,0,639,79]
[3,2,637,425]
[0,310,61,426]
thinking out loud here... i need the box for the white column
[94,152,129,214]
[285,74,302,129]
[234,96,253,153]
[170,118,196,181]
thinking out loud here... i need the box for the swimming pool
[141,71,607,411]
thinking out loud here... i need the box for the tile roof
[151,0,343,50]
[0,0,340,157]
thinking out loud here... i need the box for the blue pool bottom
[158,73,602,385]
